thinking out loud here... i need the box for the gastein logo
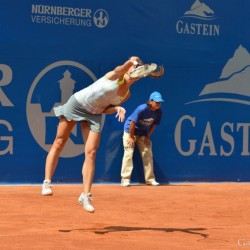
[26,61,97,158]
[175,45,250,157]
[176,0,220,36]
[187,45,250,106]
[93,9,109,28]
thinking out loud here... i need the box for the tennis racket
[129,63,158,78]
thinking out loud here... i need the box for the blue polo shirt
[124,103,163,136]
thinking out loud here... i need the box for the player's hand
[127,137,135,148]
[129,56,143,66]
[115,106,126,122]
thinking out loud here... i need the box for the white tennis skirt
[54,95,104,132]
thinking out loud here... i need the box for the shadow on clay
[59,226,209,239]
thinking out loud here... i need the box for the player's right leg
[121,132,135,187]
[42,117,76,195]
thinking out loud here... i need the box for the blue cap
[149,91,164,102]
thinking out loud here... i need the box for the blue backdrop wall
[1,0,250,183]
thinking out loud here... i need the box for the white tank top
[74,76,128,114]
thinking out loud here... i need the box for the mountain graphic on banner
[187,45,250,105]
[200,45,250,97]
[184,0,215,19]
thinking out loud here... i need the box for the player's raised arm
[105,56,142,80]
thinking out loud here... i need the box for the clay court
[0,183,250,249]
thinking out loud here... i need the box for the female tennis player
[42,56,164,213]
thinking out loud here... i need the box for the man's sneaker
[78,193,95,213]
[147,180,160,186]
[42,180,53,195]
[121,180,131,187]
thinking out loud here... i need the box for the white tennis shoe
[147,180,160,186]
[121,180,131,187]
[42,180,53,195]
[78,193,95,213]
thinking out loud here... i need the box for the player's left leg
[78,122,101,212]
[137,137,159,186]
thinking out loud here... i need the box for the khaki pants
[121,132,156,183]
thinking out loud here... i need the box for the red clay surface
[0,183,250,249]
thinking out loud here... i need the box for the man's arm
[143,124,157,146]
[146,124,157,139]
[127,121,136,148]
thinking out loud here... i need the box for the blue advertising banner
[0,0,250,183]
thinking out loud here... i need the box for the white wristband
[133,61,139,66]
